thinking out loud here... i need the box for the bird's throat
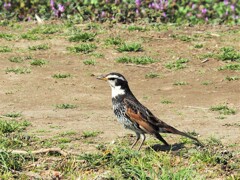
[111,86,125,98]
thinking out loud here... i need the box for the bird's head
[97,72,129,98]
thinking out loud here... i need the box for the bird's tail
[159,123,203,146]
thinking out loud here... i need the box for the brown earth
[0,22,239,153]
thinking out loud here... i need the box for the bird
[97,72,202,150]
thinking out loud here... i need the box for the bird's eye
[108,78,115,81]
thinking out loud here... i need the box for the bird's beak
[97,74,108,81]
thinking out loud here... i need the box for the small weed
[21,33,40,40]
[59,131,77,136]
[67,44,97,53]
[28,44,49,51]
[105,36,123,46]
[0,33,15,41]
[116,56,156,65]
[56,104,77,109]
[8,57,24,63]
[199,53,215,60]
[30,25,60,34]
[82,131,102,138]
[68,32,96,42]
[171,34,194,42]
[201,81,212,85]
[161,100,173,104]
[57,137,71,143]
[210,104,236,115]
[127,25,146,31]
[218,47,240,61]
[173,81,188,85]
[218,64,240,71]
[90,53,104,58]
[83,59,96,65]
[194,44,203,48]
[5,67,31,74]
[165,58,189,70]
[145,72,160,78]
[30,59,47,66]
[117,42,143,52]
[3,112,22,118]
[52,73,71,79]
[225,76,239,81]
[0,119,30,134]
[0,46,12,52]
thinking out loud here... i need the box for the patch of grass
[90,53,104,58]
[0,46,12,52]
[145,72,160,78]
[55,104,77,109]
[0,119,30,134]
[116,56,156,65]
[165,58,189,70]
[173,81,188,85]
[105,36,123,46]
[57,137,71,143]
[82,131,102,138]
[171,34,194,42]
[161,100,173,104]
[8,57,24,63]
[83,59,96,65]
[67,44,97,53]
[201,81,212,85]
[218,64,240,71]
[20,33,40,40]
[194,44,203,48]
[199,53,215,60]
[5,67,31,74]
[28,44,50,51]
[0,151,26,173]
[117,42,143,52]
[218,47,240,61]
[225,76,240,81]
[52,73,71,79]
[0,33,15,41]
[30,59,47,66]
[68,32,96,42]
[59,131,77,137]
[29,25,60,34]
[3,112,22,118]
[127,25,146,31]
[210,104,236,115]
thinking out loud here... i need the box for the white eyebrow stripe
[107,74,125,81]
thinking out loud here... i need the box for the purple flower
[201,8,207,14]
[205,17,208,22]
[136,9,140,15]
[135,0,141,7]
[162,12,166,17]
[224,0,229,5]
[50,0,54,8]
[230,4,235,11]
[3,2,11,10]
[192,4,196,10]
[101,11,106,18]
[58,4,65,12]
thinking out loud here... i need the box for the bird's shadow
[146,143,185,152]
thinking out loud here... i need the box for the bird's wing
[124,98,164,134]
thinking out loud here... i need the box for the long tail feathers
[162,125,204,146]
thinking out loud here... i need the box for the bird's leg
[131,133,140,149]
[154,133,170,146]
[137,134,146,151]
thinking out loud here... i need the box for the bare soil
[0,22,239,153]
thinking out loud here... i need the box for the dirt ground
[0,22,239,153]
